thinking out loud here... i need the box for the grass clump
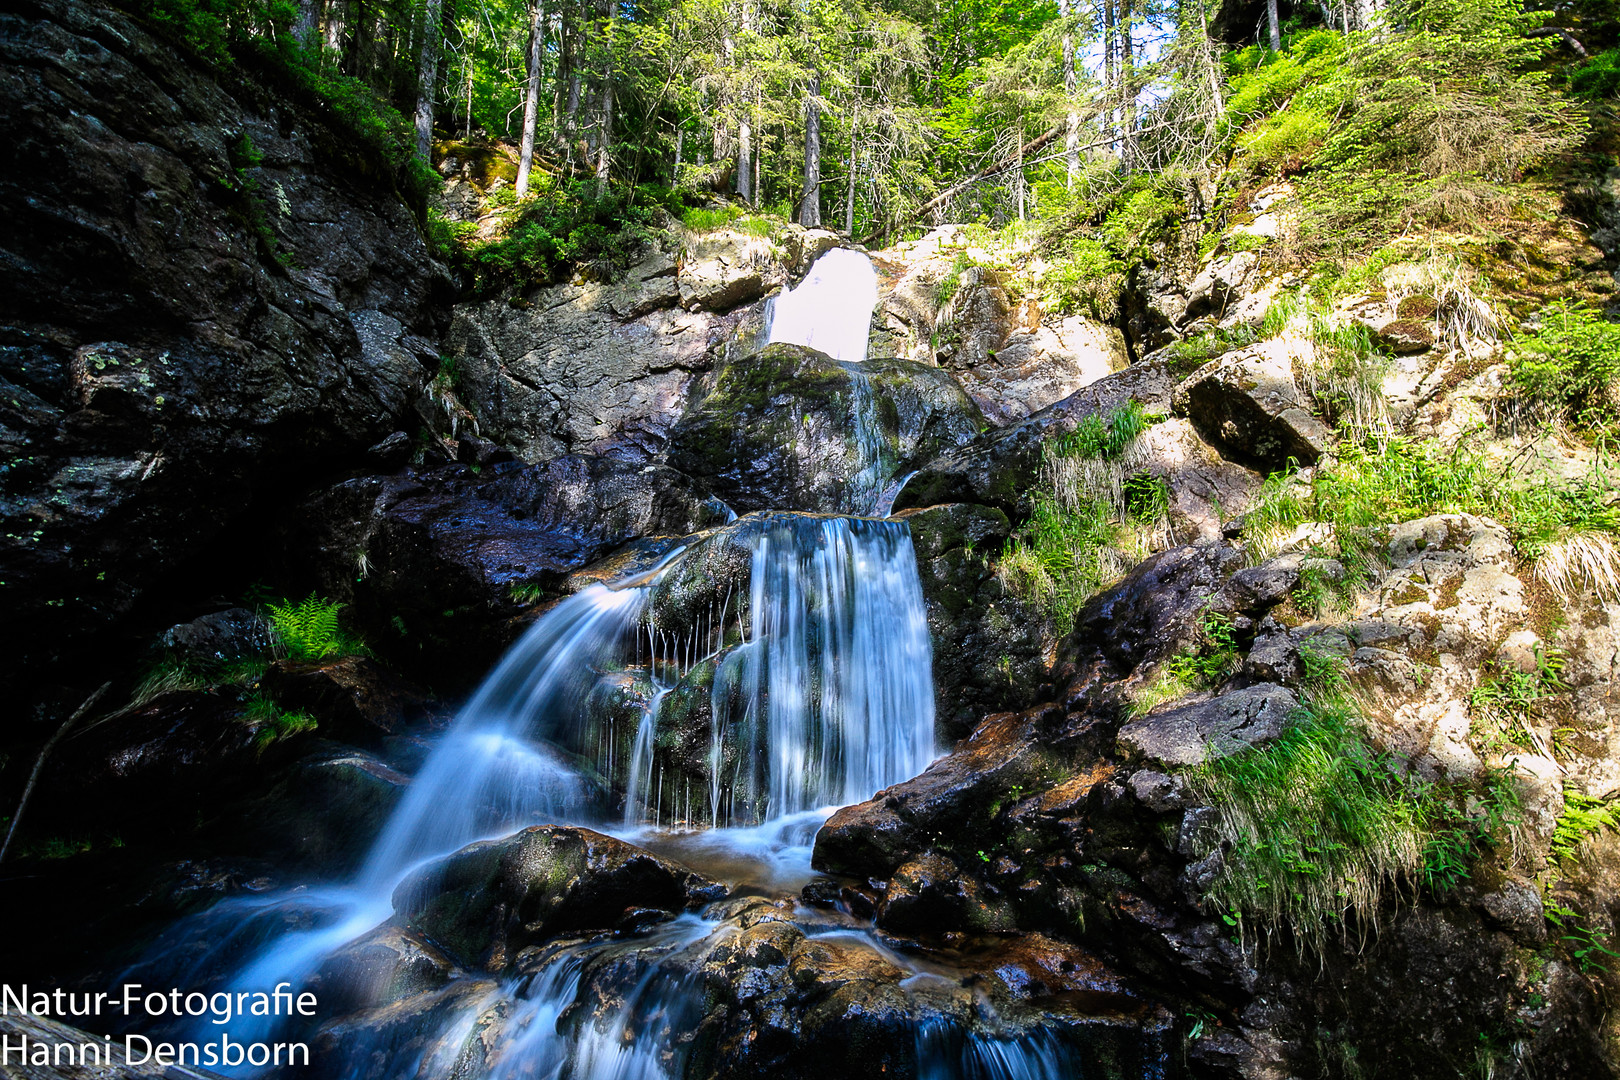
[997,403,1168,619]
[242,692,318,751]
[1128,608,1242,717]
[267,594,364,661]
[681,204,747,231]
[1468,648,1567,757]
[1191,655,1520,946]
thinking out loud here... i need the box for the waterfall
[763,247,880,362]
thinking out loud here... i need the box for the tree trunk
[1101,0,1115,152]
[844,106,859,234]
[515,0,544,197]
[413,0,444,162]
[1058,0,1078,189]
[674,127,684,175]
[736,118,753,202]
[596,79,613,196]
[1267,0,1281,49]
[1121,0,1134,173]
[799,74,821,227]
[324,0,344,57]
[294,0,318,48]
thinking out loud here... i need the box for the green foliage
[461,178,668,293]
[1049,401,1149,461]
[1036,237,1124,320]
[1193,662,1519,943]
[1550,788,1620,865]
[1510,302,1620,430]
[242,692,318,750]
[1469,648,1567,754]
[266,594,362,661]
[1569,48,1620,99]
[934,251,979,308]
[1546,903,1620,975]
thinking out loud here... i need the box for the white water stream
[763,247,880,363]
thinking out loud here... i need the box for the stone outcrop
[667,342,982,514]
[1173,340,1334,469]
[0,0,454,695]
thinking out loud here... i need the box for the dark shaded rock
[1244,626,1302,686]
[1221,553,1303,614]
[667,342,983,515]
[259,655,439,744]
[893,362,1176,516]
[1122,264,1189,355]
[309,923,459,1018]
[1127,770,1187,813]
[813,706,1055,879]
[159,608,273,664]
[1057,541,1246,696]
[1117,684,1298,767]
[366,431,416,468]
[0,0,452,694]
[877,852,1016,934]
[290,456,729,684]
[392,826,726,969]
[894,503,1050,736]
[1173,348,1332,469]
[1376,319,1435,354]
[242,746,411,876]
[1181,251,1259,324]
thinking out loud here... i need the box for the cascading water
[763,247,880,363]
[121,255,1165,1080]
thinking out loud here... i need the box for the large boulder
[893,362,1177,516]
[953,314,1131,427]
[1117,683,1299,767]
[0,0,453,694]
[1173,341,1333,469]
[392,825,726,969]
[667,342,983,515]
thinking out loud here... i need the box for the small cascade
[764,247,880,362]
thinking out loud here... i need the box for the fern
[1550,788,1620,865]
[266,594,357,661]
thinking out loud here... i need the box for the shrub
[462,177,663,294]
[1569,48,1620,99]
[1510,302,1620,430]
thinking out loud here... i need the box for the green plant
[1550,788,1620,865]
[243,692,318,750]
[1569,48,1620,100]
[1049,401,1150,461]
[681,205,747,231]
[509,582,546,605]
[1469,648,1567,755]
[1546,903,1620,975]
[266,594,361,661]
[1510,302,1620,430]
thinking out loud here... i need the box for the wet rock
[241,746,411,875]
[1222,553,1304,614]
[814,706,1053,879]
[1173,343,1333,469]
[1117,684,1299,767]
[667,342,982,514]
[0,0,452,694]
[894,503,1051,735]
[1244,626,1303,687]
[260,656,438,744]
[877,852,1016,934]
[1058,541,1246,695]
[159,608,274,665]
[310,922,459,1017]
[393,826,726,969]
[291,457,729,684]
[1472,877,1546,940]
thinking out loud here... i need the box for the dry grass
[1535,531,1620,604]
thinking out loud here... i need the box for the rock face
[393,826,726,968]
[0,0,452,693]
[1173,341,1333,470]
[667,342,982,514]
[290,456,728,682]
[446,249,746,464]
[1117,683,1299,767]
[952,315,1131,427]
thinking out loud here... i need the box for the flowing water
[121,250,1170,1079]
[763,247,880,363]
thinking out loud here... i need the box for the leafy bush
[1037,237,1124,320]
[266,594,362,661]
[1510,302,1620,429]
[462,177,664,294]
[1569,48,1620,99]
